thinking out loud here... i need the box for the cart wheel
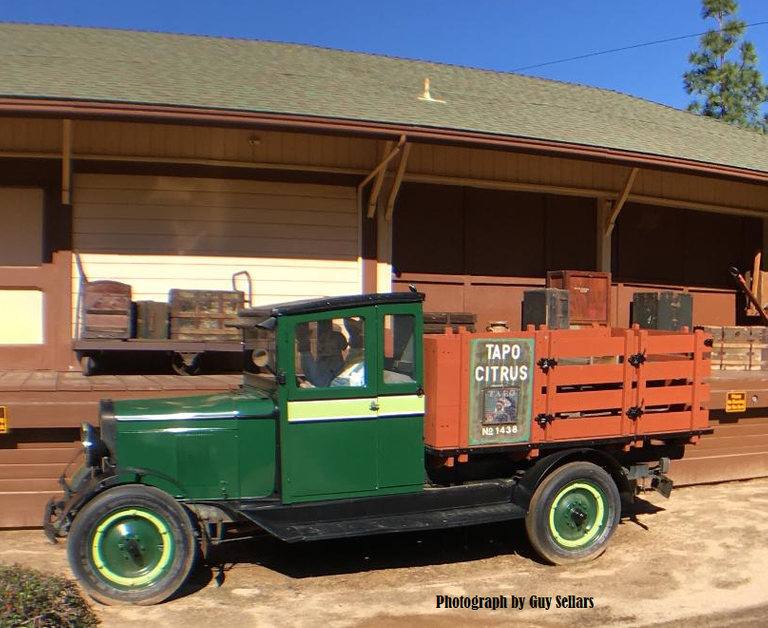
[80,356,97,376]
[67,485,198,605]
[171,352,202,376]
[525,461,620,565]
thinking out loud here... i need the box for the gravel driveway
[2,477,767,627]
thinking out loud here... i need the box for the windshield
[243,322,278,394]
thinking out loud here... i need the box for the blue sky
[3,0,768,111]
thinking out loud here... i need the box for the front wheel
[525,461,620,565]
[67,485,197,605]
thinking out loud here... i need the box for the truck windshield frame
[243,319,279,394]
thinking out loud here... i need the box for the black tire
[525,461,620,565]
[67,484,198,605]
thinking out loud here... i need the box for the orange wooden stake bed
[424,325,710,460]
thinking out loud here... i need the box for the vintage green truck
[44,292,711,605]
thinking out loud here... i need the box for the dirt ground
[2,478,768,628]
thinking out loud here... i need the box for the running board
[239,501,526,542]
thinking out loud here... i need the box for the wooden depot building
[1,23,768,525]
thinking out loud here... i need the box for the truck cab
[44,292,711,605]
[242,292,426,502]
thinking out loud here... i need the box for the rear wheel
[525,461,620,565]
[67,485,197,605]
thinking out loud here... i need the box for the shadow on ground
[177,493,665,597]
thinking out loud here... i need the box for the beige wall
[71,174,360,333]
[0,290,44,344]
[0,188,45,344]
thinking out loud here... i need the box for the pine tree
[683,0,767,132]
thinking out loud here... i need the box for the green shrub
[0,564,99,628]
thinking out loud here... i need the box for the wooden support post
[384,143,411,221]
[762,218,768,272]
[61,119,72,206]
[355,135,406,219]
[604,167,638,237]
[596,197,611,272]
[376,207,393,293]
[367,141,393,218]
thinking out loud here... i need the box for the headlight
[80,423,108,468]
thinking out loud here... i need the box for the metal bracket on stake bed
[537,357,557,372]
[626,406,644,420]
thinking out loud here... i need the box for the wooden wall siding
[71,174,360,317]
[613,202,762,289]
[71,121,379,171]
[0,118,60,153]
[0,187,44,266]
[407,144,625,193]
[1,117,766,216]
[670,412,768,486]
[405,144,768,214]
[392,183,603,331]
[631,168,767,212]
[393,183,597,277]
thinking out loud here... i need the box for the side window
[383,314,416,384]
[294,316,365,388]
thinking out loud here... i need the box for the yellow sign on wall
[726,391,747,413]
[0,406,8,434]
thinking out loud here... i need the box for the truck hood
[109,391,277,421]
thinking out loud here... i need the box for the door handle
[370,401,380,411]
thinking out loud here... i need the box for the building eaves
[2,22,768,180]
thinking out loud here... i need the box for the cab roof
[239,292,425,319]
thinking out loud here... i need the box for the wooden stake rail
[423,326,711,452]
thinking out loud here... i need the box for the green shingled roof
[2,22,768,175]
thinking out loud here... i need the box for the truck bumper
[42,470,115,541]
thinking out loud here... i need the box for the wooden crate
[80,281,132,339]
[715,326,768,370]
[547,270,611,326]
[423,311,476,334]
[169,289,244,341]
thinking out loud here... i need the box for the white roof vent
[417,77,446,103]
